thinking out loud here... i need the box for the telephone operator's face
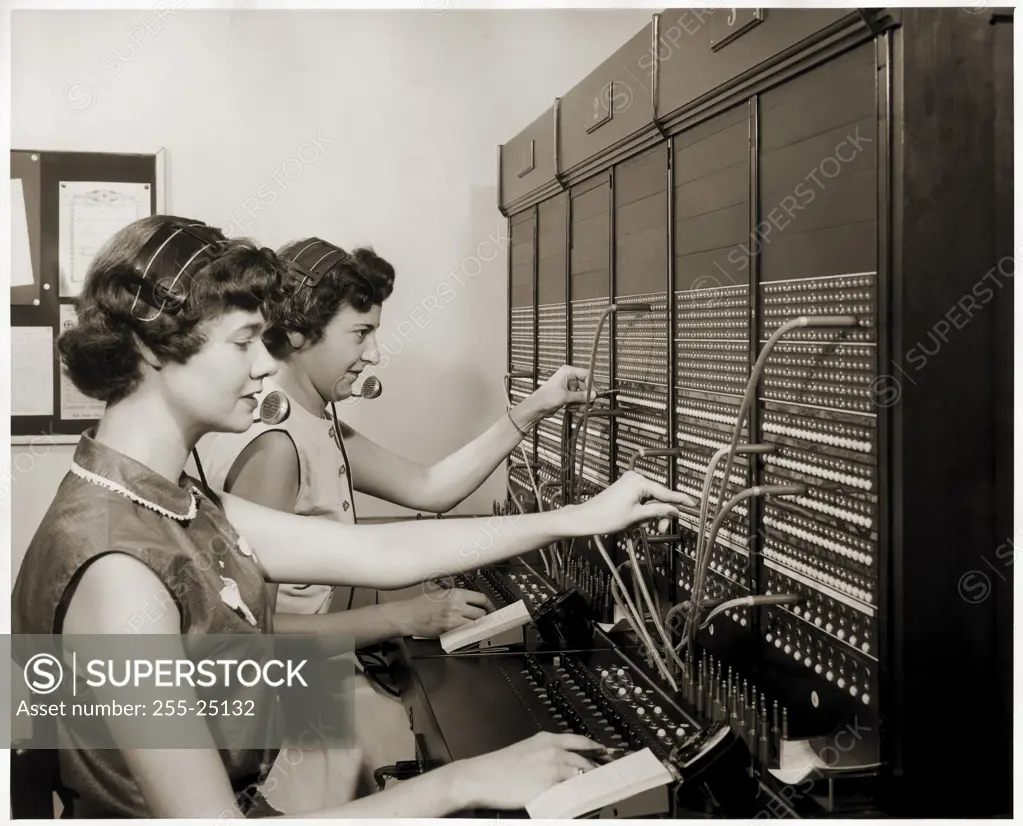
[162,309,278,434]
[305,303,382,402]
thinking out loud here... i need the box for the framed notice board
[11,149,166,444]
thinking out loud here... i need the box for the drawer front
[501,105,557,209]
[657,8,854,118]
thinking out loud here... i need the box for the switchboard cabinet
[499,7,1012,817]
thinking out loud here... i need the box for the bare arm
[220,472,691,590]
[223,492,576,589]
[274,589,492,653]
[273,601,404,652]
[225,432,489,647]
[60,553,264,819]
[342,411,529,513]
[345,365,593,513]
[223,430,301,611]
[59,555,592,817]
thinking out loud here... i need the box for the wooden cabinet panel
[500,105,557,211]
[560,24,656,171]
[657,8,853,118]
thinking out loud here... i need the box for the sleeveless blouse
[12,429,281,818]
[195,378,357,615]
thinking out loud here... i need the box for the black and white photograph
[3,1,1015,819]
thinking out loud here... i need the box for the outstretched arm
[220,472,692,590]
[345,366,593,512]
[222,492,576,589]
[223,432,491,647]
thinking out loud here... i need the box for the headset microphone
[259,391,291,425]
[352,375,382,399]
[261,377,379,426]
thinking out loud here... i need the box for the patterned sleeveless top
[12,429,280,817]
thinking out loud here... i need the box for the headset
[126,219,229,320]
[283,237,354,290]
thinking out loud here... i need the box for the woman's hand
[571,471,697,536]
[392,589,494,637]
[511,366,595,428]
[453,731,603,810]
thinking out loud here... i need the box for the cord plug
[373,760,424,790]
[394,760,423,779]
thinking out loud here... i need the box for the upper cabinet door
[656,8,853,119]
[501,105,558,212]
[559,23,657,172]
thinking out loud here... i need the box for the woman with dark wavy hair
[12,214,692,819]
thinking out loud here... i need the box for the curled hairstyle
[262,239,395,358]
[58,215,288,406]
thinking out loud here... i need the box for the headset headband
[127,219,228,320]
[286,238,352,290]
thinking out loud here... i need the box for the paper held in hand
[526,747,674,820]
[438,599,532,653]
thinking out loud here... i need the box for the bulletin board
[11,149,166,444]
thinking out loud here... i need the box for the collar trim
[70,460,198,522]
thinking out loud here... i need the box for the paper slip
[526,747,674,820]
[438,599,531,653]
[768,739,827,784]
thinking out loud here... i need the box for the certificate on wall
[12,327,54,416]
[58,180,152,297]
[59,303,107,421]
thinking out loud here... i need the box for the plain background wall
[8,7,654,575]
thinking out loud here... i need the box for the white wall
[9,7,654,574]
